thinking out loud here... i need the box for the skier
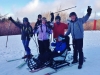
[65,6,92,69]
[8,17,33,59]
[53,14,70,51]
[33,17,52,54]
[34,14,42,33]
[33,35,67,69]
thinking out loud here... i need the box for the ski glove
[87,6,92,16]
[8,17,13,21]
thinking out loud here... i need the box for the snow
[0,31,100,75]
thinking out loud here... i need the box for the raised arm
[9,17,22,28]
[80,6,92,24]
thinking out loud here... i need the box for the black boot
[27,54,33,59]
[78,65,82,69]
[72,60,78,64]
[22,55,28,59]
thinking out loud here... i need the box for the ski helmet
[69,12,77,17]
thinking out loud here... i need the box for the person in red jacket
[53,14,68,39]
[53,14,70,50]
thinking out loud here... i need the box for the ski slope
[0,31,100,75]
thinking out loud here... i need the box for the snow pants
[73,39,83,65]
[38,39,51,54]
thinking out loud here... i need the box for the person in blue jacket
[33,35,67,69]
[9,17,33,59]
[65,6,92,69]
[51,35,67,55]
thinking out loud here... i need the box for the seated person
[33,35,67,69]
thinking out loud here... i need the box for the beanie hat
[23,17,29,22]
[42,17,47,22]
[69,12,77,17]
[55,14,61,21]
[38,14,42,18]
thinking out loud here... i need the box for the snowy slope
[0,31,100,75]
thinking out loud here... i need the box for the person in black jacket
[9,17,33,59]
[34,14,42,33]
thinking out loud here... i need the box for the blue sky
[0,0,100,22]
[0,0,32,14]
[0,0,53,13]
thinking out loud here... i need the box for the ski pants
[38,51,61,63]
[22,40,31,55]
[38,39,51,54]
[73,39,83,65]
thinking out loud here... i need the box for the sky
[0,0,100,22]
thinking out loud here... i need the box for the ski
[30,66,47,73]
[44,63,77,75]
[44,70,56,75]
[7,58,22,62]
[16,62,26,69]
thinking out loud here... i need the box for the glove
[50,12,54,17]
[87,6,92,16]
[50,12,54,22]
[8,17,13,20]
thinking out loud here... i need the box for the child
[50,35,67,56]
[9,17,33,59]
[34,17,52,54]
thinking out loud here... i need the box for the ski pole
[32,35,39,54]
[54,6,77,13]
[6,21,11,48]
[32,36,38,48]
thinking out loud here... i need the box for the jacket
[34,20,42,30]
[51,41,67,53]
[36,24,52,41]
[10,19,33,40]
[53,23,68,39]
[66,14,90,39]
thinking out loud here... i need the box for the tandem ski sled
[27,48,72,73]
[6,42,86,75]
